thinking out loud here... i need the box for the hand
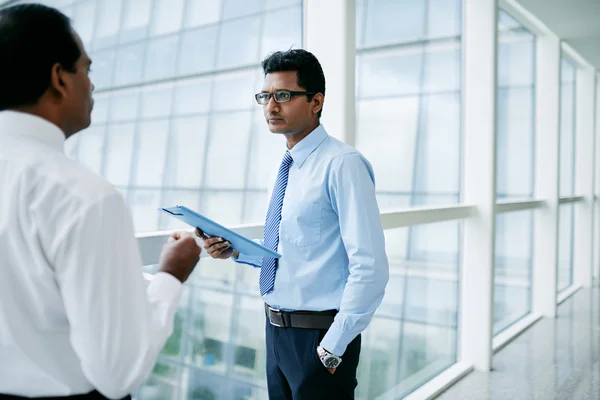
[158,232,201,283]
[195,228,239,260]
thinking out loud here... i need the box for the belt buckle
[268,306,287,328]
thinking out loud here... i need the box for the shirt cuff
[233,252,262,268]
[146,272,183,305]
[320,324,353,357]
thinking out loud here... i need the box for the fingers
[205,239,231,258]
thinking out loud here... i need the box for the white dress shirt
[0,111,181,399]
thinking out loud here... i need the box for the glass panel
[362,0,426,46]
[89,49,115,90]
[104,123,136,186]
[222,0,263,20]
[72,0,96,48]
[185,0,222,28]
[109,90,140,122]
[92,0,122,50]
[144,36,180,81]
[150,0,185,36]
[134,120,170,186]
[496,87,535,199]
[217,17,261,69]
[246,110,284,190]
[260,6,303,56]
[164,116,209,188]
[204,112,252,190]
[494,210,533,335]
[356,221,459,398]
[213,71,257,111]
[173,80,212,116]
[558,204,575,293]
[560,58,576,198]
[76,126,105,175]
[242,191,269,225]
[129,190,161,232]
[114,42,146,87]
[427,0,461,38]
[90,95,110,125]
[137,361,180,400]
[178,25,218,76]
[120,0,152,44]
[139,85,174,119]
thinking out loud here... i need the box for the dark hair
[0,4,81,111]
[262,49,326,118]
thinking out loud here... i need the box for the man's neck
[285,121,319,150]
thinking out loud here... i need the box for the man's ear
[49,63,69,99]
[312,93,324,115]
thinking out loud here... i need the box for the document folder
[160,205,281,259]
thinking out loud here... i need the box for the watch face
[324,356,340,369]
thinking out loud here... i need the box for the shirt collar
[0,111,66,152]
[288,124,328,168]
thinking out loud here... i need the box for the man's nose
[265,96,279,112]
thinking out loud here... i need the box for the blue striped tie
[260,151,293,296]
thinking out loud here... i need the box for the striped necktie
[259,151,293,296]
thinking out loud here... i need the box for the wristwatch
[317,346,342,369]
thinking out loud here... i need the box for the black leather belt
[265,304,337,329]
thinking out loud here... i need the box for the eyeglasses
[255,90,315,105]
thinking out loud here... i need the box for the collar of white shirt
[0,110,66,153]
[288,124,328,169]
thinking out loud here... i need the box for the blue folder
[160,205,281,259]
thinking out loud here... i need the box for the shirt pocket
[280,201,321,247]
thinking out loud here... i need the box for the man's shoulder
[24,151,120,207]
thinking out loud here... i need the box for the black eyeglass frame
[254,90,316,105]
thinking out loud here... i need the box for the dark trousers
[0,391,130,400]
[266,320,361,400]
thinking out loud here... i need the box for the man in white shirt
[0,4,202,400]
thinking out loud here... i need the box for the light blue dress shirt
[236,125,389,356]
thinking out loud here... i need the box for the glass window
[164,116,209,188]
[139,85,174,119]
[76,126,105,175]
[202,191,245,225]
[144,36,180,81]
[222,0,263,20]
[427,0,462,38]
[246,110,284,190]
[558,204,575,293]
[108,91,139,122]
[361,0,426,46]
[357,221,459,399]
[265,0,301,10]
[173,80,212,116]
[103,123,136,186]
[129,190,161,232]
[260,6,303,56]
[89,49,116,90]
[114,42,146,87]
[149,0,185,36]
[185,0,222,28]
[178,25,218,76]
[203,112,253,190]
[213,71,257,111]
[496,11,535,200]
[90,95,110,126]
[92,0,122,50]
[560,58,577,198]
[120,0,152,44]
[133,120,170,186]
[72,0,96,48]
[217,17,261,69]
[494,210,533,334]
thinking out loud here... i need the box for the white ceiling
[515,0,600,69]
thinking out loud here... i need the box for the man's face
[61,31,94,136]
[260,71,318,136]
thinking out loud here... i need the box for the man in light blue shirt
[198,49,389,400]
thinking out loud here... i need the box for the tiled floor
[437,287,600,400]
